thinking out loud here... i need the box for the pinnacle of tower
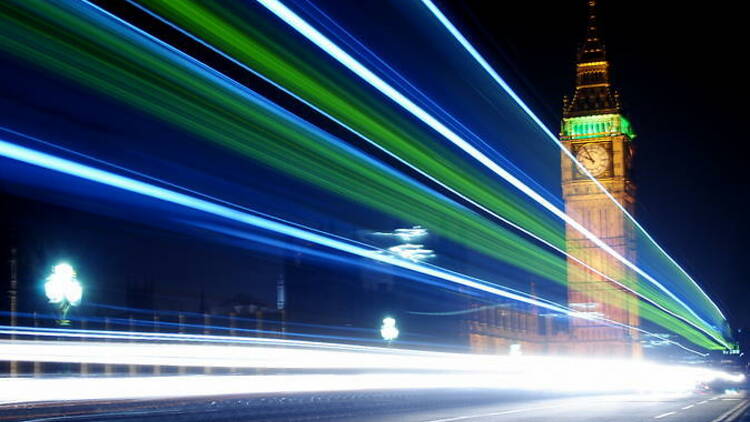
[578,0,606,63]
[564,0,621,118]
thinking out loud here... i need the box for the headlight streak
[0,139,713,356]
[0,372,708,404]
[72,0,725,350]
[0,335,741,404]
[418,0,727,323]
[253,0,729,349]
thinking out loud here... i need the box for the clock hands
[575,144,611,177]
[581,146,596,163]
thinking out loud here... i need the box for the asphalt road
[1,390,747,421]
[356,392,749,422]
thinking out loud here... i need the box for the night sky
[1,1,747,348]
[438,1,750,333]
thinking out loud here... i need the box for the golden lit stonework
[560,0,641,358]
[463,1,641,358]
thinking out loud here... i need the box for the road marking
[709,400,750,422]
[682,405,694,409]
[699,400,709,404]
[422,404,570,422]
[722,398,741,401]
[654,411,676,419]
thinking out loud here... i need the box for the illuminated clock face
[575,143,610,177]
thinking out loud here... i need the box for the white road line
[422,404,569,422]
[654,411,676,419]
[682,405,694,409]
[709,400,750,422]
[699,400,709,404]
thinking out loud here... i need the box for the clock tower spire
[564,0,621,118]
[560,0,640,358]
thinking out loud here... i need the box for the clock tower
[560,0,641,357]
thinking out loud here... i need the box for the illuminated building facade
[560,0,641,357]
[465,299,570,355]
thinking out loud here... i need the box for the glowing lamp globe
[380,317,399,341]
[44,263,83,306]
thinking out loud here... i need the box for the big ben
[561,0,641,357]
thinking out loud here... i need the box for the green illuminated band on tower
[562,114,635,140]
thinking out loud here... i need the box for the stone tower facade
[560,0,641,357]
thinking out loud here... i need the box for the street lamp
[44,263,83,325]
[380,316,399,343]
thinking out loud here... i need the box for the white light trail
[418,0,726,323]
[256,0,727,348]
[0,374,464,403]
[0,336,741,404]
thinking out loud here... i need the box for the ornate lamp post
[44,263,82,326]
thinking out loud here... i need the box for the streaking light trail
[254,0,729,349]
[0,332,743,404]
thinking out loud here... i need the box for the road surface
[1,390,747,421]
